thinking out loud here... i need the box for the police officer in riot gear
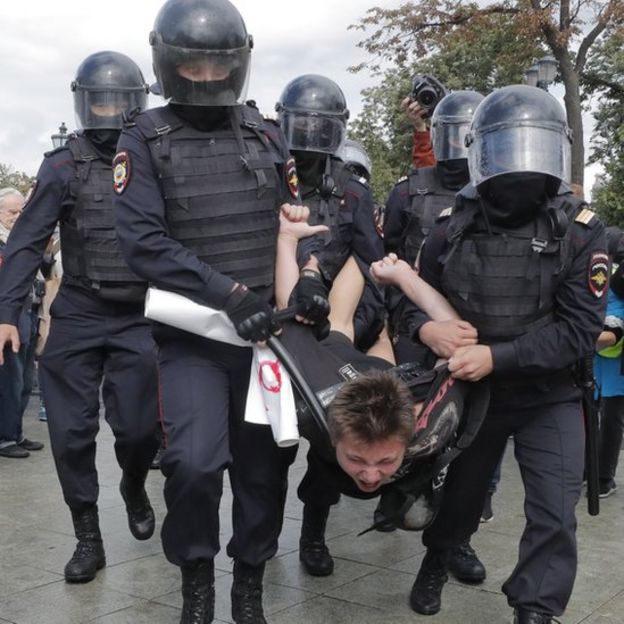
[337,138,373,182]
[275,75,385,578]
[384,89,484,365]
[112,2,329,623]
[409,85,607,624]
[0,51,160,583]
[276,74,385,351]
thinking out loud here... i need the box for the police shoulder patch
[285,157,300,199]
[397,175,408,184]
[588,251,609,299]
[575,207,596,226]
[112,151,131,195]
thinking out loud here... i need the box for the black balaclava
[85,129,121,163]
[292,151,325,187]
[170,103,229,131]
[437,158,469,191]
[478,172,553,228]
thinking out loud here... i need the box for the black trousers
[423,398,584,616]
[39,285,160,511]
[154,326,288,568]
[598,395,624,484]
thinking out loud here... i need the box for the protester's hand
[224,284,281,343]
[401,97,428,131]
[279,204,329,242]
[418,320,478,359]
[448,344,493,381]
[291,269,330,325]
[370,253,414,287]
[0,324,20,365]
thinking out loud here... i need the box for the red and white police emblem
[112,151,131,195]
[285,157,299,199]
[588,251,609,299]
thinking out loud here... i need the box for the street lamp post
[50,122,69,148]
[524,54,558,91]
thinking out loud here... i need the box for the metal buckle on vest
[531,237,548,253]
[415,187,430,195]
[242,119,259,129]
[154,124,172,136]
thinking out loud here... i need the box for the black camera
[410,75,448,117]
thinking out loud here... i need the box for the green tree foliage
[0,163,34,195]
[584,33,624,226]
[350,1,624,188]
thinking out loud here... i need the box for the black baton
[580,354,600,516]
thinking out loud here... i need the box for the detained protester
[0,52,160,583]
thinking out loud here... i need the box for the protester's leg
[502,401,584,618]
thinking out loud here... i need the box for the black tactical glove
[224,284,281,343]
[291,269,330,325]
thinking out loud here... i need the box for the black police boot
[299,504,334,576]
[446,540,486,583]
[180,559,215,624]
[513,607,554,623]
[64,506,106,583]
[119,473,155,541]
[409,549,448,616]
[231,560,267,624]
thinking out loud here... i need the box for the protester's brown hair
[327,370,414,446]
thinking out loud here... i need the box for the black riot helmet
[430,90,483,162]
[466,85,572,186]
[71,51,149,130]
[337,139,372,180]
[275,75,349,154]
[149,0,253,106]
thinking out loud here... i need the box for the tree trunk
[559,57,585,187]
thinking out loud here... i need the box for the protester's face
[335,433,406,493]
[0,194,24,230]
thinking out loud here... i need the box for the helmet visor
[281,112,345,154]
[431,122,470,161]
[74,87,147,130]
[468,123,571,186]
[155,42,250,106]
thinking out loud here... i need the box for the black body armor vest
[135,105,282,290]
[300,157,356,281]
[440,193,585,342]
[402,167,456,266]
[62,135,144,289]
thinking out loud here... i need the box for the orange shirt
[412,129,436,168]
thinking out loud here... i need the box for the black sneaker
[18,438,44,451]
[0,444,30,458]
[480,492,494,523]
[599,480,617,498]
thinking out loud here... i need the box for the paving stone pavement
[1,402,624,624]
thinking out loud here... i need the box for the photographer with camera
[402,75,448,168]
